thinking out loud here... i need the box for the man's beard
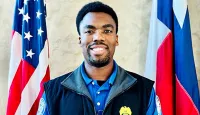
[88,51,110,68]
[87,42,110,68]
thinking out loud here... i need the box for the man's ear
[116,35,119,46]
[78,37,81,44]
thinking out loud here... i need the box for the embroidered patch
[156,95,162,115]
[119,106,132,115]
[37,98,46,115]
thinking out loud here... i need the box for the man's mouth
[89,45,108,56]
[92,47,104,51]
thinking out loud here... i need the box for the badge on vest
[119,106,132,115]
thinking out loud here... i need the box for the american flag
[7,0,50,115]
[145,0,200,114]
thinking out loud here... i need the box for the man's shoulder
[126,70,154,87]
[44,72,73,90]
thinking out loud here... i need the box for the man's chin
[88,58,110,68]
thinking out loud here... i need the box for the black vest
[44,66,154,115]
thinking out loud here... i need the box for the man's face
[79,12,118,68]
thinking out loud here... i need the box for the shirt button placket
[97,102,101,106]
[92,81,95,85]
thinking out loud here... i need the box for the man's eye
[85,30,93,34]
[104,30,112,33]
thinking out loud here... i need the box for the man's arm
[37,92,49,115]
[146,88,162,115]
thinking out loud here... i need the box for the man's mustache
[88,41,109,49]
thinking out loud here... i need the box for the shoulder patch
[156,95,162,115]
[37,98,46,115]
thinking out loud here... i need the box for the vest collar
[61,65,137,104]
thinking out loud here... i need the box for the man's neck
[84,60,114,81]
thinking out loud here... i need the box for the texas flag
[145,0,200,115]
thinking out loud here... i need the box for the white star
[44,0,46,6]
[38,27,44,36]
[36,10,42,19]
[24,31,33,41]
[18,7,24,15]
[26,49,35,59]
[24,0,29,5]
[23,13,30,23]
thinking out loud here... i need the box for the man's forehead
[80,12,116,29]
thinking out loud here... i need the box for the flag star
[44,0,46,6]
[24,0,29,5]
[24,31,33,41]
[26,49,35,59]
[23,13,30,23]
[38,27,44,36]
[36,10,42,19]
[18,7,24,15]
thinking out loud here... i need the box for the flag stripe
[28,66,50,115]
[11,30,15,39]
[176,76,199,115]
[7,60,22,115]
[21,60,35,89]
[16,40,49,115]
[156,32,174,115]
[8,59,36,115]
[8,31,22,88]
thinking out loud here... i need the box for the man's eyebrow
[102,24,114,29]
[84,25,96,29]
[83,24,114,29]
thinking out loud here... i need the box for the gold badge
[119,106,132,115]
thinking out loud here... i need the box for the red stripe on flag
[28,66,50,115]
[21,60,35,89]
[6,60,35,115]
[176,77,199,115]
[7,60,22,115]
[11,30,15,39]
[156,32,174,115]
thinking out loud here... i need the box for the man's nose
[93,31,105,41]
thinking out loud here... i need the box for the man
[37,1,161,115]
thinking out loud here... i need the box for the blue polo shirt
[80,61,118,115]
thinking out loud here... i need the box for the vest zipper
[64,87,97,115]
[102,80,137,115]
[78,93,97,115]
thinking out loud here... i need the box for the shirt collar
[108,60,117,85]
[81,62,93,85]
[80,60,118,86]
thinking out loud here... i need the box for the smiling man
[37,1,161,115]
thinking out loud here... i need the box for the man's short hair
[76,1,118,35]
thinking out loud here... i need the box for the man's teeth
[92,48,104,51]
